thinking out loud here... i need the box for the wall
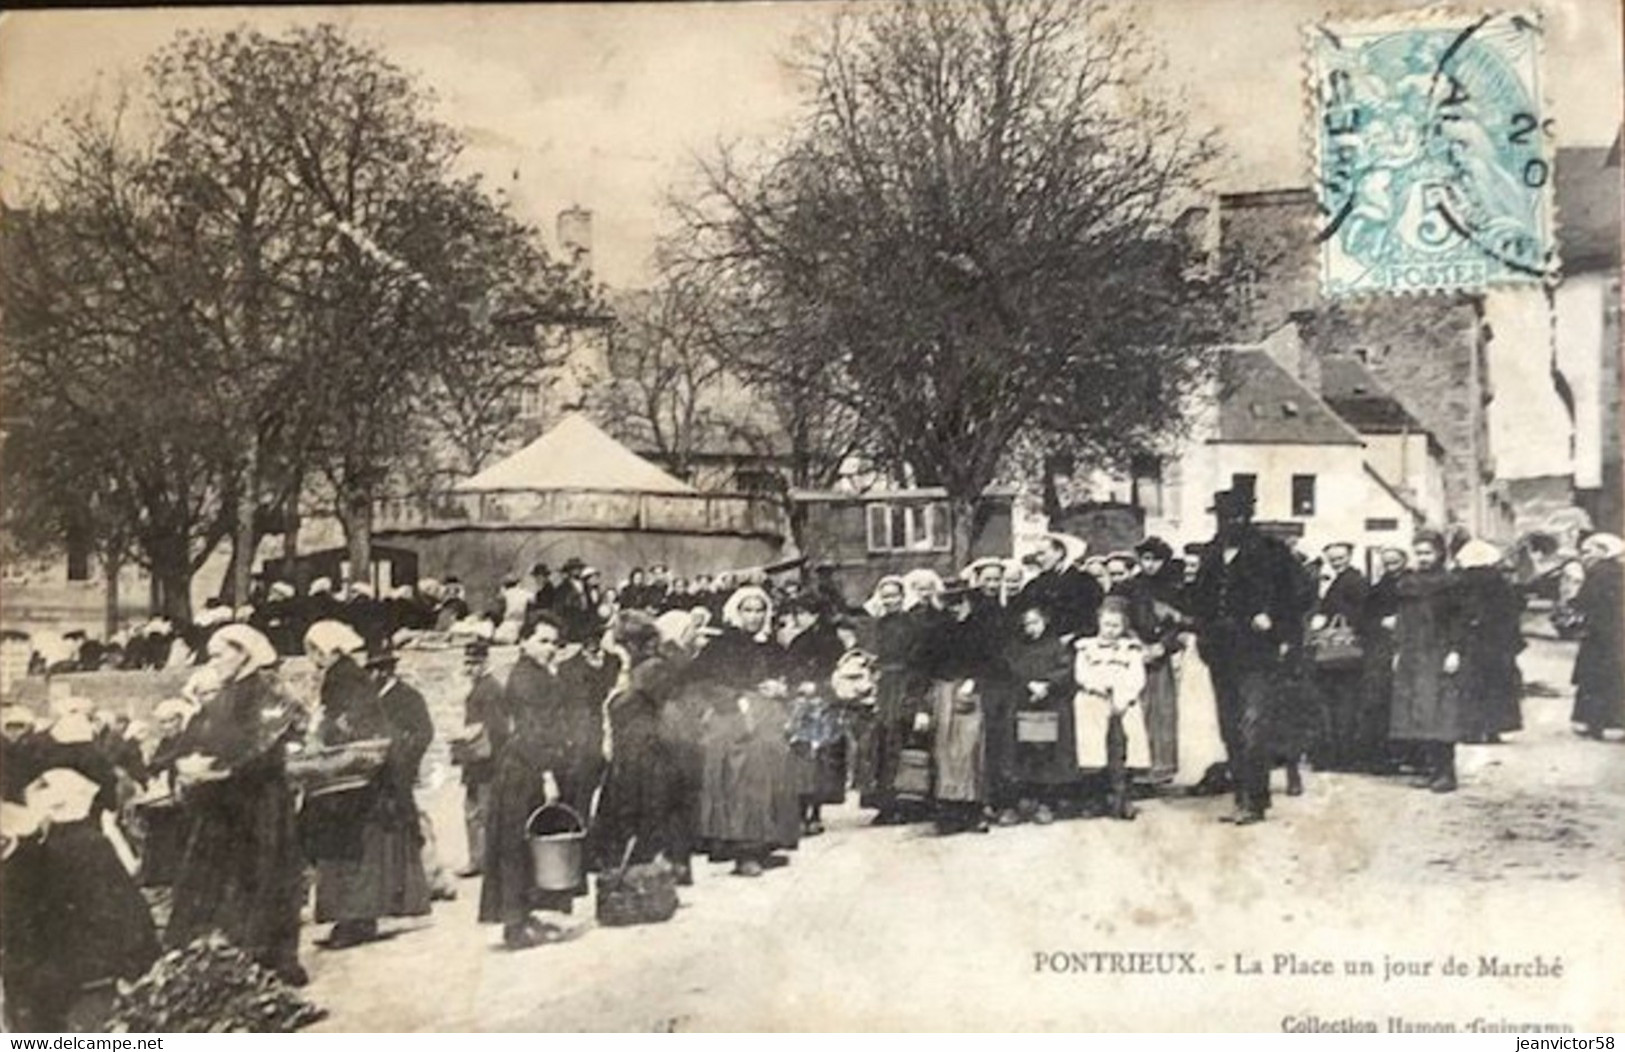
[1218,189,1321,342]
[1290,300,1491,533]
[375,526,783,609]
[1554,273,1624,531]
[1,558,154,637]
[1363,432,1447,525]
[795,494,1013,603]
[1148,438,1405,556]
[3,646,517,784]
[1218,191,1498,538]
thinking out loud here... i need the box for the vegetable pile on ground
[107,934,326,1033]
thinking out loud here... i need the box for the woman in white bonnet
[165,623,308,984]
[301,619,430,951]
[689,586,800,877]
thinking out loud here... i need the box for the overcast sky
[2,0,1620,288]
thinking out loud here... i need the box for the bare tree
[1,105,241,620]
[589,275,739,483]
[4,25,590,607]
[672,0,1223,561]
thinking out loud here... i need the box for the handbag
[1308,615,1363,669]
[891,747,933,797]
[1015,710,1061,743]
[449,723,493,766]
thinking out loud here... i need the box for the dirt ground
[298,632,1625,1032]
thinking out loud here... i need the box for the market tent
[456,413,695,495]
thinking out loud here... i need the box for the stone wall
[1291,299,1488,527]
[1217,190,1498,534]
[4,646,522,783]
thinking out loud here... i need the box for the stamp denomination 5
[1309,12,1557,296]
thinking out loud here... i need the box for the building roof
[1319,355,1423,431]
[457,413,696,495]
[1556,138,1622,273]
[1214,350,1364,446]
[1317,354,1443,458]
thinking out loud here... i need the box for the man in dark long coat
[1187,490,1310,825]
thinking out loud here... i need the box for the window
[66,527,91,582]
[865,501,949,553]
[1131,454,1165,518]
[1231,473,1257,504]
[1291,474,1317,516]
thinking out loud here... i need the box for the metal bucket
[525,802,586,892]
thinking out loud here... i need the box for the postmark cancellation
[1309,11,1557,296]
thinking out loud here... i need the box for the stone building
[1216,189,1512,541]
[1133,333,1428,563]
[1548,139,1623,534]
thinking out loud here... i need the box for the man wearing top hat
[1186,489,1310,825]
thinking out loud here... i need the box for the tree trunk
[950,493,983,569]
[229,440,259,605]
[340,487,374,591]
[148,535,194,624]
[1041,453,1066,526]
[282,488,302,564]
[103,554,121,639]
[783,491,811,559]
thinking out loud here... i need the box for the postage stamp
[1308,11,1557,297]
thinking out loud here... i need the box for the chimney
[557,207,592,272]
[1258,313,1323,395]
[1286,308,1323,394]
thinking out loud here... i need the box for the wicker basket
[286,738,391,798]
[595,838,679,927]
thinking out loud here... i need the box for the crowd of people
[2,488,1622,1028]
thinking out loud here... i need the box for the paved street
[302,632,1624,1032]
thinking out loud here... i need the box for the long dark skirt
[1312,665,1365,770]
[698,703,801,858]
[856,670,920,810]
[168,772,303,978]
[1141,659,1180,779]
[313,814,431,924]
[1463,655,1523,741]
[791,697,849,807]
[930,681,985,804]
[478,751,600,925]
[593,727,688,869]
[1271,662,1320,762]
[1356,639,1398,768]
[793,739,849,805]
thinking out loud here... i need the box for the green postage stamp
[1309,12,1557,296]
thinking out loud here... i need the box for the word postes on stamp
[1309,12,1556,297]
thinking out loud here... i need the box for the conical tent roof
[456,413,695,494]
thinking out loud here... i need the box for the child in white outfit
[1073,597,1150,819]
